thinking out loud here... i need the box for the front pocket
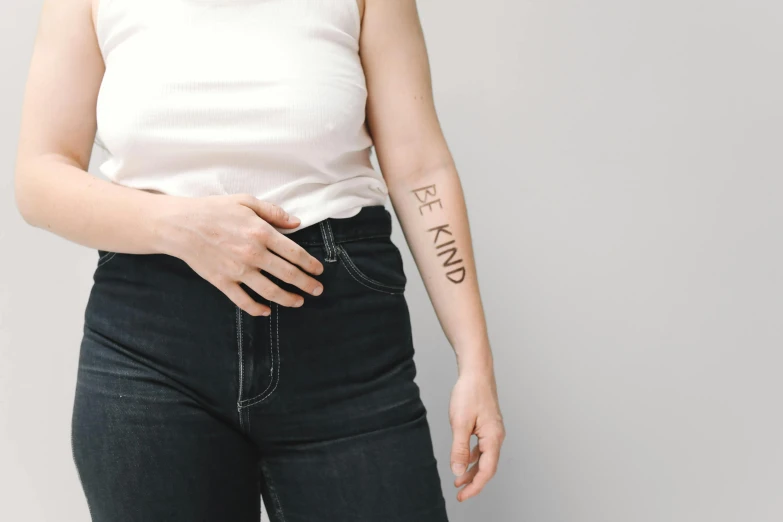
[335,238,407,295]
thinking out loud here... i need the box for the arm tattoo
[411,184,466,284]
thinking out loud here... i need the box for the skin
[14,0,505,504]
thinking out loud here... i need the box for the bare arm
[13,0,173,254]
[359,0,506,502]
[13,0,324,316]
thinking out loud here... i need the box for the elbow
[14,163,40,227]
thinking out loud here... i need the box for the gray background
[2,0,783,521]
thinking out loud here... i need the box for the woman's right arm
[13,0,324,316]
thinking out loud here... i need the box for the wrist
[455,347,495,379]
[149,195,192,257]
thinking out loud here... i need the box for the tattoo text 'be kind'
[412,184,465,284]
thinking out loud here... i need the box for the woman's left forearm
[359,0,504,497]
[387,164,494,378]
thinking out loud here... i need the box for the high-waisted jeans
[71,204,449,522]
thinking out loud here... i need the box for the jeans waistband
[285,205,393,249]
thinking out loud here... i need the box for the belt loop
[319,219,338,263]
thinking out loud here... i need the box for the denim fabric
[71,205,449,522]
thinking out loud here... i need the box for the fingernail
[312,286,323,296]
[451,463,466,476]
[294,297,304,307]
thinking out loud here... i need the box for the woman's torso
[93,0,388,233]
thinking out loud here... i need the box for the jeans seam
[96,252,118,267]
[260,461,287,522]
[336,245,406,293]
[326,220,337,254]
[319,221,337,262]
[239,302,279,408]
[236,307,246,427]
[326,220,339,262]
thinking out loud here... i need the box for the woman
[14,0,505,520]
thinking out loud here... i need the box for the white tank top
[94,0,388,233]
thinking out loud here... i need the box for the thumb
[450,417,474,476]
[239,196,300,228]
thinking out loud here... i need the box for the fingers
[230,194,325,301]
[236,195,301,229]
[221,281,272,317]
[457,446,499,502]
[455,425,504,502]
[453,444,481,488]
[259,252,324,298]
[237,207,323,277]
[450,416,475,477]
[241,269,306,309]
[265,229,324,276]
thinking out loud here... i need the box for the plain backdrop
[2,0,783,521]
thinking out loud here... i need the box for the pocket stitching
[336,244,406,294]
[238,302,280,408]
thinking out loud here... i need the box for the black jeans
[71,205,449,522]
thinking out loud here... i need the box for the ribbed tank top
[94,0,388,233]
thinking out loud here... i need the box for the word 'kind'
[412,184,466,284]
